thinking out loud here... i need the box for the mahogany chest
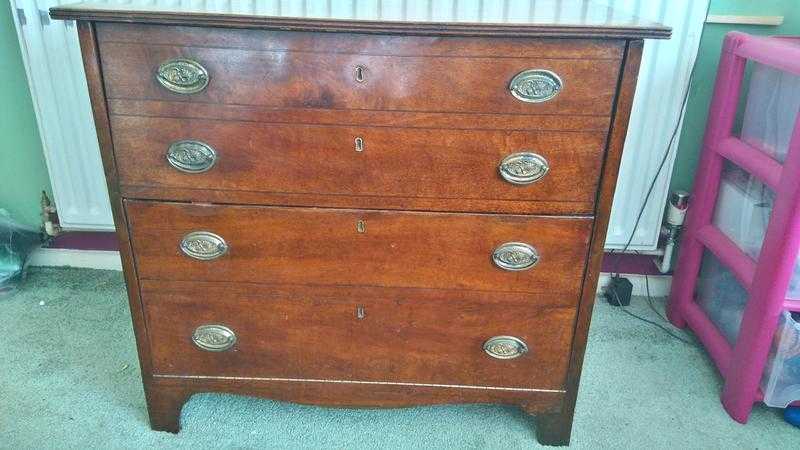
[51,2,668,445]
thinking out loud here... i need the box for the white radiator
[11,0,708,249]
[603,0,709,250]
[11,0,112,230]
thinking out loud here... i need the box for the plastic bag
[741,62,800,163]
[0,209,42,297]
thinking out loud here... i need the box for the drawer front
[126,201,592,295]
[143,280,577,390]
[111,116,606,209]
[99,37,620,116]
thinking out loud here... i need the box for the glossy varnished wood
[111,115,607,213]
[107,99,614,132]
[98,37,620,116]
[142,280,577,389]
[53,2,671,39]
[126,201,593,295]
[76,21,164,433]
[534,40,645,446]
[121,186,599,216]
[97,23,627,59]
[147,375,564,433]
[57,3,666,443]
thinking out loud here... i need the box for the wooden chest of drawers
[52,2,668,446]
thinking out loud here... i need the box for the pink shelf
[715,137,782,190]
[684,301,733,376]
[696,225,756,290]
[668,32,800,422]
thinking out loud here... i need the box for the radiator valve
[41,191,61,237]
[655,190,690,274]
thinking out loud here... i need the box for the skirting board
[28,249,673,297]
[28,248,123,271]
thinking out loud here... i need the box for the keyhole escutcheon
[355,136,364,152]
[354,65,366,83]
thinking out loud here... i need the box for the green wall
[670,0,800,193]
[0,5,51,229]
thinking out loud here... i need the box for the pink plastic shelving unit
[668,32,800,423]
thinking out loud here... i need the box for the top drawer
[97,24,623,117]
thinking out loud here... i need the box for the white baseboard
[26,249,673,297]
[28,248,122,270]
[597,273,672,297]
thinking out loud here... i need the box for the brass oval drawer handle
[180,231,228,260]
[166,140,217,173]
[508,69,562,103]
[492,242,539,271]
[156,58,209,94]
[192,324,236,352]
[484,336,529,360]
[498,152,549,185]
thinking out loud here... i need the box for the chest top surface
[51,0,669,39]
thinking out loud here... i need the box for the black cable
[608,251,696,345]
[644,272,668,323]
[609,283,695,345]
[646,272,696,345]
[610,91,690,277]
[611,1,713,278]
[606,3,712,345]
[628,249,671,323]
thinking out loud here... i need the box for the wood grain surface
[51,5,671,39]
[97,23,627,59]
[99,33,620,115]
[126,200,592,294]
[142,279,577,389]
[111,115,607,212]
[56,8,657,443]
